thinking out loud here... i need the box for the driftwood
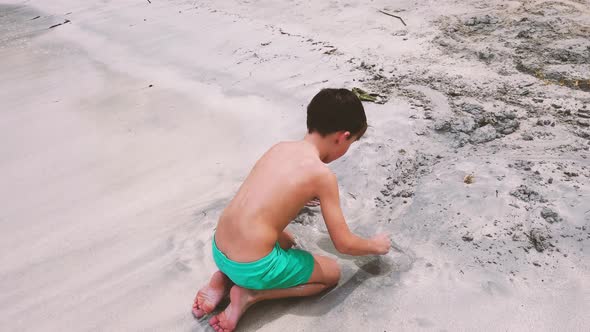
[378,9,407,26]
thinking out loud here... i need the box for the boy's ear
[337,131,351,144]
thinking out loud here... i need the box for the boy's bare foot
[192,271,232,318]
[209,285,253,332]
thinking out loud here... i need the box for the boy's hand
[371,233,391,255]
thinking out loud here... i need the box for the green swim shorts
[212,236,315,290]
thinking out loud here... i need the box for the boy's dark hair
[307,88,367,139]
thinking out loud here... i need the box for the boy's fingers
[305,198,321,207]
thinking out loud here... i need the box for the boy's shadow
[221,238,399,331]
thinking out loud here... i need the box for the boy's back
[215,140,327,262]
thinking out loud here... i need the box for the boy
[193,88,391,332]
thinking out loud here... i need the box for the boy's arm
[317,171,390,256]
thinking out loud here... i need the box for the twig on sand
[48,19,70,29]
[378,9,407,26]
[147,0,151,3]
[390,240,405,253]
[31,15,41,20]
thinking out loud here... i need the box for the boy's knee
[312,255,341,287]
[326,261,341,287]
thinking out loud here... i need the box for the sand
[1,0,589,331]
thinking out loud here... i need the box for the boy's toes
[191,299,205,318]
[192,307,205,318]
[209,315,219,326]
[209,316,227,332]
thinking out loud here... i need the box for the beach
[1,0,589,331]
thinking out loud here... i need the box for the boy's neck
[303,132,331,162]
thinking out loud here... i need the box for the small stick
[48,19,70,29]
[378,9,407,27]
[147,0,151,3]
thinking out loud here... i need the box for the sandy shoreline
[1,0,589,331]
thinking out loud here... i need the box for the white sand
[1,0,589,331]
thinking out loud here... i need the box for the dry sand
[1,0,589,331]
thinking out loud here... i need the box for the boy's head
[307,88,367,162]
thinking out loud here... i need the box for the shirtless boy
[193,88,391,331]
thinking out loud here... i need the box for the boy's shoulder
[269,141,334,179]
